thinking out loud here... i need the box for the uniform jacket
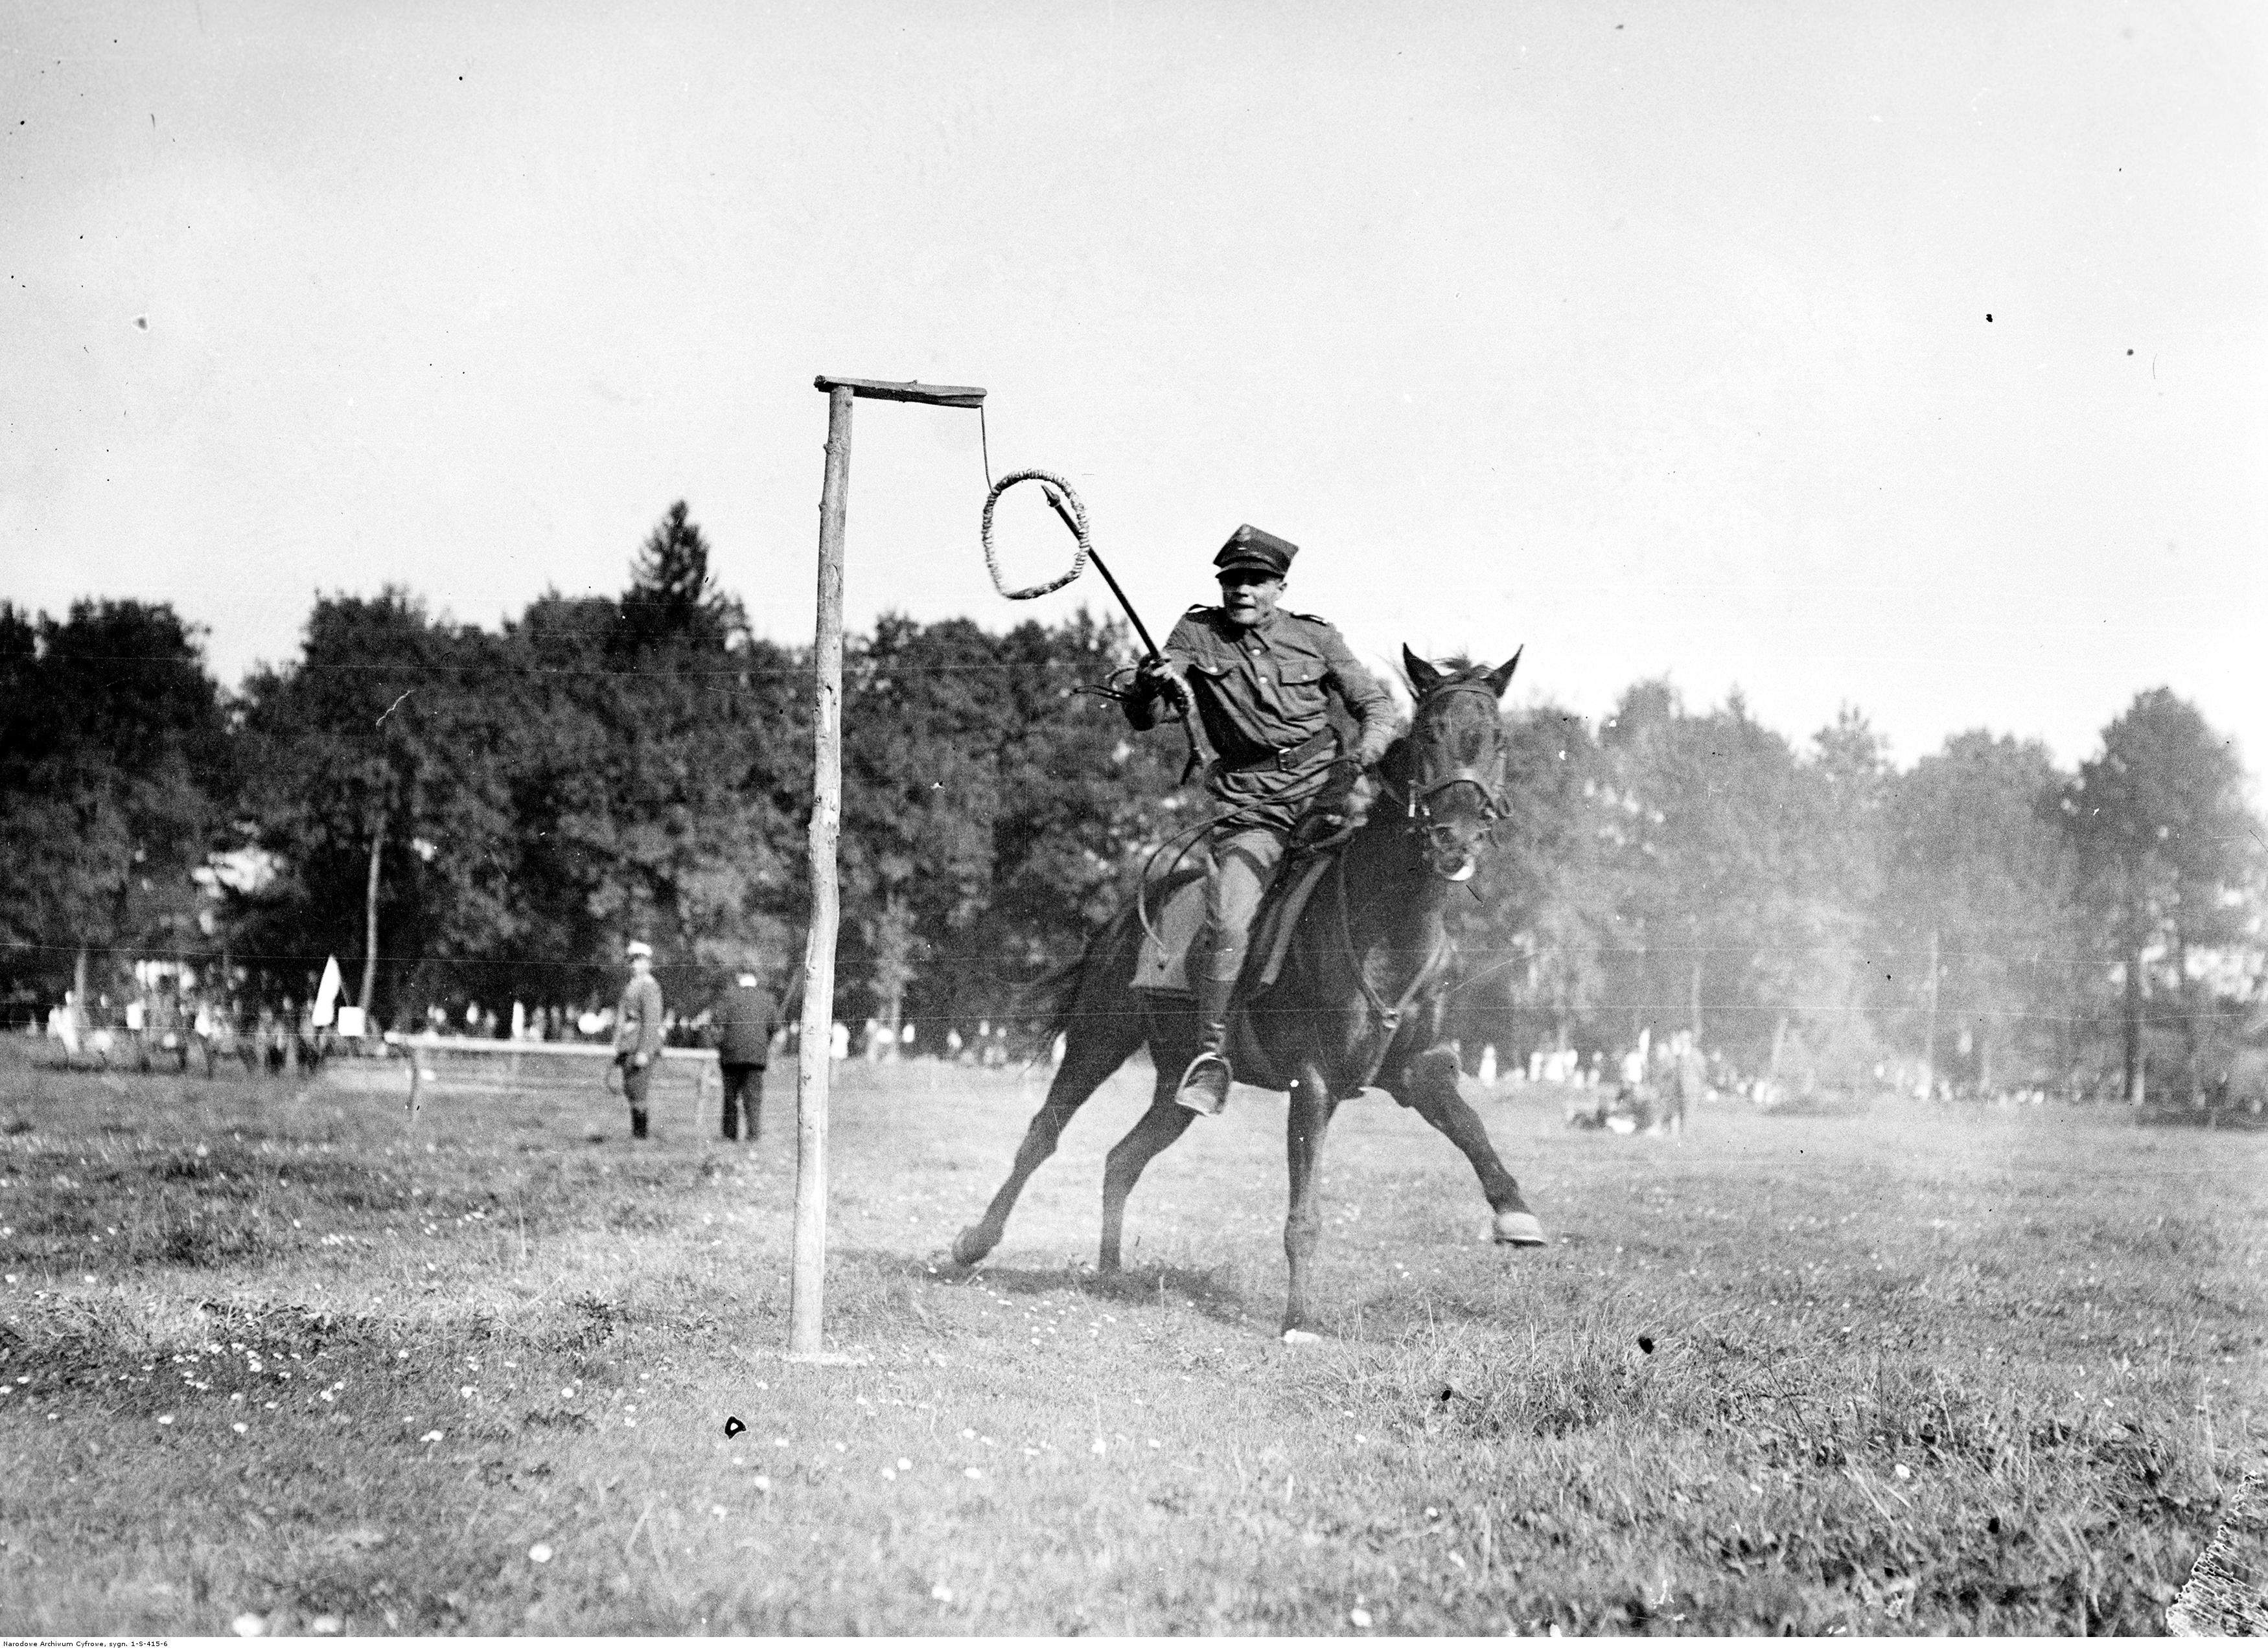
[614,972,666,1060]
[1128,606,1394,816]
[715,983,779,1067]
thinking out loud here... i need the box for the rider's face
[1218,571,1284,630]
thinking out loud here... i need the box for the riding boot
[1175,971,1237,1117]
[630,1108,649,1140]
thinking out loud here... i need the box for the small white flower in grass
[158,1414,174,1425]
[963,1467,982,1480]
[752,1475,771,1493]
[233,1422,248,1434]
[231,1612,266,1636]
[881,1467,896,1481]
[1091,1438,1107,1456]
[897,1457,912,1471]
[397,1351,408,1360]
[459,1385,474,1399]
[711,1505,729,1518]
[961,1427,976,1439]
[1893,1463,1912,1481]
[528,1542,553,1564]
[1350,1608,1373,1628]
[310,1615,341,1635]
[421,1430,443,1443]
[932,1586,953,1603]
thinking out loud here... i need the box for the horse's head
[1384,645,1522,882]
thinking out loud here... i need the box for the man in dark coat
[1122,524,1394,1116]
[614,940,665,1139]
[713,968,779,1142]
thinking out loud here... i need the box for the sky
[5,0,2263,779]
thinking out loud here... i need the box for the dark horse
[953,647,1546,1339]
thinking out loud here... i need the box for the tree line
[3,503,2261,1101]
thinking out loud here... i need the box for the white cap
[625,940,654,960]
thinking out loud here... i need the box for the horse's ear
[1484,647,1523,700]
[1403,645,1443,696]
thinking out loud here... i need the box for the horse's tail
[1017,896,1148,1048]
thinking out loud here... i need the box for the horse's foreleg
[1098,1062,1196,1273]
[953,1022,1137,1266]
[1392,1045,1547,1246]
[1282,1062,1340,1339]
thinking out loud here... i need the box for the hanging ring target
[981,468,1090,600]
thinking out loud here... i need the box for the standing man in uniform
[713,966,779,1143]
[1122,525,1394,1116]
[615,939,665,1140]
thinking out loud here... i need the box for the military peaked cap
[1213,524,1297,579]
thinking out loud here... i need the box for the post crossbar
[812,374,986,408]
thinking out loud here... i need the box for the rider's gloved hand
[1134,656,1190,715]
[1293,758,1365,850]
[1312,757,1363,819]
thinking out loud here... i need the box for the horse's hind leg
[953,1014,1142,1266]
[1390,1046,1547,1246]
[1096,1056,1199,1274]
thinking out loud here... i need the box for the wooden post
[789,374,985,1362]
[791,384,854,1358]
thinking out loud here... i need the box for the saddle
[1129,846,1338,1001]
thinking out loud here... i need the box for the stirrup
[1175,1051,1233,1117]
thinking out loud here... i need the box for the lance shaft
[1039,483,1162,661]
[1037,482,1202,779]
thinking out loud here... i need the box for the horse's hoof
[1281,1327,1323,1346]
[950,1227,994,1266]
[1492,1210,1547,1246]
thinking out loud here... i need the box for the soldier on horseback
[1122,525,1394,1116]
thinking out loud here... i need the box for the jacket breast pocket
[1278,661,1329,713]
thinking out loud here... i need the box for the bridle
[1374,680,1509,851]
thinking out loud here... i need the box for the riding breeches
[1199,823,1291,986]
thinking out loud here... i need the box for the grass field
[1,1038,2260,1635]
